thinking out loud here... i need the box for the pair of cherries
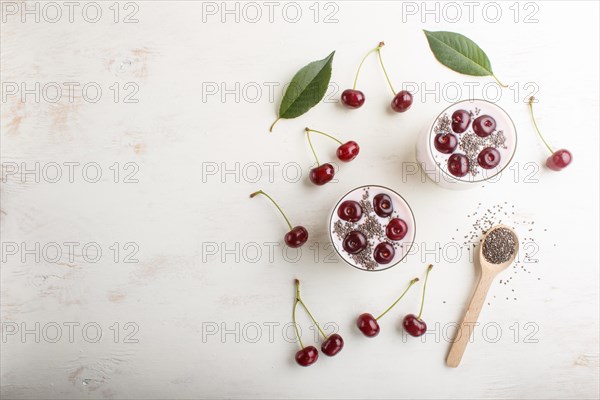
[305,128,360,186]
[357,265,433,338]
[341,42,413,113]
[293,279,344,367]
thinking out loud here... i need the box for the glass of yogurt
[329,185,416,272]
[415,99,517,190]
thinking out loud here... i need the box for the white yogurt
[415,99,517,190]
[329,185,416,271]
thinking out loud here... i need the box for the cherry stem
[306,131,320,166]
[269,117,280,132]
[249,190,293,231]
[295,279,328,340]
[352,42,382,90]
[528,97,554,154]
[305,128,343,145]
[417,264,434,320]
[293,280,304,348]
[492,74,508,88]
[376,44,396,95]
[376,277,419,321]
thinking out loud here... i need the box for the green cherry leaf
[423,30,506,87]
[270,51,335,132]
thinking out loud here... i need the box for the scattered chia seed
[483,228,516,264]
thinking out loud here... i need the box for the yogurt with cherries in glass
[329,185,416,271]
[416,99,517,190]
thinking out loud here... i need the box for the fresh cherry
[337,200,363,222]
[434,133,458,154]
[546,149,572,171]
[451,109,471,133]
[250,190,308,248]
[309,163,335,186]
[373,242,395,264]
[386,218,408,241]
[321,333,344,356]
[528,97,572,171]
[473,115,496,137]
[341,89,365,109]
[391,90,413,113]
[373,193,393,217]
[403,314,427,337]
[356,313,380,337]
[284,226,309,248]
[477,147,501,169]
[403,265,433,338]
[337,141,360,162]
[447,154,469,178]
[343,231,367,254]
[357,278,419,337]
[295,346,319,367]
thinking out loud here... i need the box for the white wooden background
[1,1,599,399]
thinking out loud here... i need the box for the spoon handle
[446,272,495,368]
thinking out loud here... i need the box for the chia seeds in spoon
[483,227,516,264]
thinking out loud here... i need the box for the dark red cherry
[337,200,363,222]
[386,218,408,241]
[451,109,471,133]
[373,193,393,217]
[546,149,572,171]
[309,163,335,185]
[356,313,380,337]
[341,89,365,109]
[447,154,469,178]
[295,346,319,367]
[477,147,501,169]
[337,141,360,162]
[403,314,427,337]
[343,231,367,254]
[434,133,458,154]
[391,90,413,113]
[373,242,395,264]
[473,115,496,137]
[321,334,344,356]
[284,226,308,248]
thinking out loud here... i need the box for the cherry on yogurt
[343,231,367,254]
[434,133,458,154]
[373,193,393,218]
[337,200,363,222]
[447,154,469,177]
[477,147,501,169]
[386,218,408,241]
[451,109,470,134]
[374,242,395,264]
[473,115,496,137]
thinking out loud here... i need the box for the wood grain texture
[1,1,599,399]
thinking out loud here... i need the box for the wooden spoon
[446,224,519,368]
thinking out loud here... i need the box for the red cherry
[403,314,427,337]
[341,89,365,109]
[321,333,344,356]
[434,133,458,154]
[356,313,380,337]
[477,147,501,169]
[309,163,335,185]
[295,346,318,367]
[546,149,572,171]
[337,141,360,162]
[343,231,367,254]
[284,226,308,248]
[447,154,469,177]
[337,200,363,222]
[391,90,413,113]
[451,109,471,133]
[386,218,408,241]
[373,193,393,217]
[373,242,395,264]
[473,115,496,137]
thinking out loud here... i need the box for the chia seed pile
[433,108,507,176]
[332,188,404,270]
[482,227,516,264]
